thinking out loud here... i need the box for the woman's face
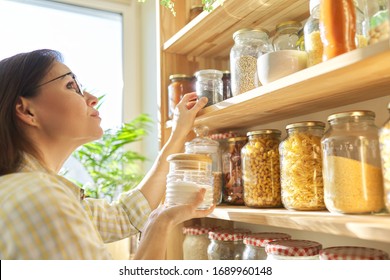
[28,61,103,146]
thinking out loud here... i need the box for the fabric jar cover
[182,226,217,236]
[243,232,292,247]
[265,239,322,257]
[208,229,251,241]
[319,246,389,260]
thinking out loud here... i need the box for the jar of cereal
[182,226,213,260]
[379,102,390,212]
[266,239,322,260]
[242,129,282,208]
[208,229,251,260]
[242,232,292,260]
[319,246,389,260]
[279,121,326,211]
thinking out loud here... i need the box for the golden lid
[286,121,325,130]
[233,28,270,40]
[169,74,193,80]
[247,129,281,137]
[167,153,212,163]
[327,110,375,122]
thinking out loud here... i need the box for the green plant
[72,113,153,202]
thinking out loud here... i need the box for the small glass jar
[272,21,302,51]
[319,246,389,260]
[182,226,213,260]
[208,229,251,260]
[195,69,223,107]
[241,129,282,208]
[242,232,292,260]
[222,70,232,100]
[379,102,390,212]
[222,136,247,205]
[168,74,194,119]
[366,0,390,45]
[322,110,385,214]
[166,153,213,209]
[230,28,272,96]
[266,239,322,260]
[279,121,326,211]
[185,126,222,205]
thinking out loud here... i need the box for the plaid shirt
[0,154,151,259]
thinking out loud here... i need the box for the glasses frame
[35,71,84,96]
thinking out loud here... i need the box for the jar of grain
[241,129,282,208]
[279,121,326,211]
[265,239,322,260]
[321,110,385,214]
[379,102,390,212]
[195,69,223,107]
[242,232,292,260]
[185,125,222,205]
[222,136,247,205]
[272,21,302,51]
[182,226,213,260]
[365,0,390,45]
[207,229,251,260]
[319,246,389,260]
[166,153,213,209]
[230,28,272,96]
[168,74,195,119]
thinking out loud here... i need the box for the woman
[0,49,213,259]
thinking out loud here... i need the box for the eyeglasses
[35,72,84,96]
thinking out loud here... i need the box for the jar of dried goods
[319,246,389,260]
[222,70,232,100]
[207,229,251,260]
[321,110,385,214]
[242,232,292,260]
[365,0,390,45]
[222,136,247,205]
[272,21,302,51]
[242,129,282,208]
[266,239,322,260]
[195,69,223,107]
[185,126,222,205]
[168,74,194,119]
[279,121,326,211]
[182,226,213,260]
[379,102,390,212]
[230,28,272,96]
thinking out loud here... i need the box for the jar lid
[227,136,248,142]
[327,110,376,122]
[167,153,212,163]
[319,246,389,260]
[285,121,325,130]
[246,129,281,137]
[265,239,322,257]
[169,74,193,80]
[185,126,219,153]
[183,226,215,235]
[222,70,230,74]
[194,69,223,79]
[209,131,238,140]
[208,229,251,241]
[243,232,292,247]
[275,20,302,31]
[233,28,270,40]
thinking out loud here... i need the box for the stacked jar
[319,246,389,260]
[242,232,292,260]
[168,74,195,119]
[185,126,222,205]
[321,110,385,214]
[195,69,223,107]
[279,121,326,211]
[208,228,251,260]
[379,102,390,212]
[241,129,282,208]
[265,239,323,260]
[182,226,214,260]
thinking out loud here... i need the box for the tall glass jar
[230,28,272,96]
[242,232,292,260]
[168,74,194,119]
[182,226,213,260]
[207,229,251,260]
[279,121,326,211]
[166,153,213,209]
[222,136,247,205]
[321,110,384,214]
[266,239,322,260]
[319,246,389,260]
[379,102,390,212]
[195,69,223,107]
[272,21,302,51]
[242,129,282,208]
[185,126,222,205]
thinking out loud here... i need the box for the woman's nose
[84,91,99,107]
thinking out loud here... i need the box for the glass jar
[279,121,326,211]
[195,69,223,107]
[207,229,251,260]
[222,136,247,205]
[242,232,292,260]
[185,126,222,205]
[366,0,390,45]
[168,74,194,119]
[266,239,322,260]
[182,226,212,260]
[230,28,272,96]
[272,21,302,51]
[222,70,232,100]
[379,103,390,212]
[166,153,213,209]
[319,246,389,260]
[321,110,385,214]
[242,129,282,208]
[296,28,305,51]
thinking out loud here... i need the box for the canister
[195,69,223,107]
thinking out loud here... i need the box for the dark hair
[0,49,63,175]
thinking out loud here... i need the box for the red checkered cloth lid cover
[265,239,322,257]
[243,232,292,247]
[320,246,389,260]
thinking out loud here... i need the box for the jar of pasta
[279,121,326,211]
[322,110,385,214]
[319,246,389,260]
[182,226,213,260]
[379,102,390,212]
[266,239,322,260]
[242,232,292,260]
[242,129,282,208]
[207,229,251,260]
[222,136,247,205]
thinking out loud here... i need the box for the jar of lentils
[242,232,292,260]
[241,129,282,208]
[279,121,326,211]
[266,239,322,260]
[207,229,251,260]
[182,226,213,260]
[320,246,389,260]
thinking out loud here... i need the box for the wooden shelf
[209,205,390,243]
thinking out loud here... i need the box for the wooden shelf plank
[208,205,390,243]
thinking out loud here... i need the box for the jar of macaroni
[279,121,326,211]
[322,110,385,214]
[182,226,213,260]
[266,239,322,260]
[242,129,282,208]
[208,229,251,260]
[319,246,389,260]
[242,232,292,260]
[379,102,390,212]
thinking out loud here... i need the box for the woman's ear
[15,97,38,127]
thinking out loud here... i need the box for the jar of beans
[241,129,282,208]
